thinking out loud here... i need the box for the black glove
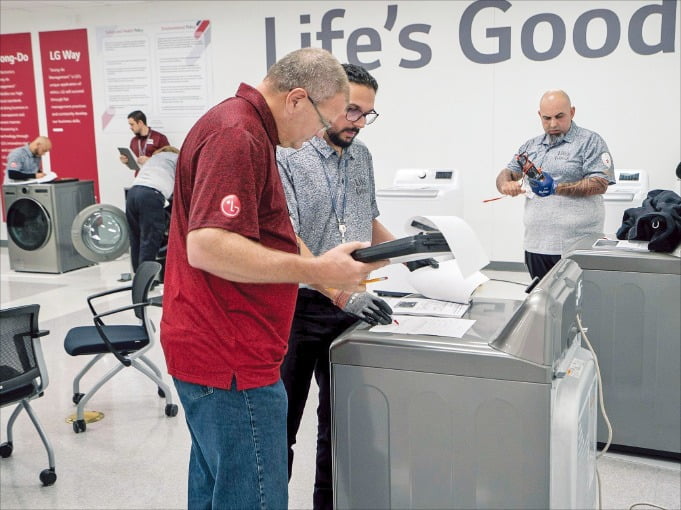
[405,258,440,272]
[337,292,393,326]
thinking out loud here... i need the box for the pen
[361,276,388,285]
[393,319,400,326]
[483,195,507,203]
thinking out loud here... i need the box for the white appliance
[375,169,463,293]
[603,169,648,236]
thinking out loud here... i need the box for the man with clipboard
[119,110,170,174]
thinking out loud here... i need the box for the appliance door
[7,197,52,251]
[71,204,129,262]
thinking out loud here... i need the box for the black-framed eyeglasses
[516,152,543,180]
[346,106,379,125]
[307,96,331,130]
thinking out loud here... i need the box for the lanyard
[137,128,152,157]
[321,156,348,243]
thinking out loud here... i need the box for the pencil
[361,276,388,285]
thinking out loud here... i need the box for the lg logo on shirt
[220,195,241,218]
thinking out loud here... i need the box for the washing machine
[375,169,463,293]
[603,169,648,236]
[3,180,96,273]
[331,259,598,509]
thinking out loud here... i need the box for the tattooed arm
[556,176,609,197]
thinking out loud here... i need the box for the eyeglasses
[516,152,543,180]
[346,106,379,125]
[307,96,331,131]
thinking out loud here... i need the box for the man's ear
[285,87,307,113]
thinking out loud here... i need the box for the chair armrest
[92,301,152,367]
[87,285,132,316]
[34,329,50,338]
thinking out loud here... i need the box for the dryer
[3,180,95,273]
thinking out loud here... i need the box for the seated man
[4,136,52,183]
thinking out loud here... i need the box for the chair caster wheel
[40,468,57,486]
[72,393,85,404]
[0,442,13,458]
[165,404,178,417]
[73,420,86,433]
[157,387,165,398]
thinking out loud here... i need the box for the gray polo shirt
[131,151,177,199]
[277,135,380,256]
[507,122,615,255]
[4,144,41,183]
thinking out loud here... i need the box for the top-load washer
[3,180,95,273]
[603,169,648,236]
[375,169,462,293]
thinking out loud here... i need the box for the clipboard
[118,147,140,171]
[351,232,451,263]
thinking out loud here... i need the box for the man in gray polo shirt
[277,63,394,510]
[496,89,615,280]
[3,136,51,183]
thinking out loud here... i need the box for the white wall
[2,0,679,261]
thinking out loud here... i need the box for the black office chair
[0,304,57,486]
[64,260,178,433]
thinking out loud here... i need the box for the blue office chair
[0,304,57,486]
[63,260,178,433]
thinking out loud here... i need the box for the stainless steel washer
[3,181,95,273]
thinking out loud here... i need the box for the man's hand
[120,154,129,165]
[335,292,393,326]
[137,155,150,165]
[313,242,388,293]
[529,172,556,197]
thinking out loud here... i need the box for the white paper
[371,315,476,338]
[406,215,490,277]
[5,171,58,185]
[390,296,469,318]
[407,259,488,303]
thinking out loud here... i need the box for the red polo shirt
[160,83,298,390]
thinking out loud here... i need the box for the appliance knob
[418,171,427,179]
[21,187,29,194]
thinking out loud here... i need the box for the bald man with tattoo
[496,89,615,280]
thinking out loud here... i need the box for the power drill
[516,152,544,181]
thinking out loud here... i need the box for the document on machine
[385,296,470,318]
[371,315,476,338]
[5,171,58,184]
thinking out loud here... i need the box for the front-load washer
[3,180,96,273]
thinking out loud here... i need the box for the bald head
[538,90,574,137]
[29,136,52,156]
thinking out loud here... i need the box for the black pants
[524,251,562,281]
[280,288,358,510]
[125,186,166,272]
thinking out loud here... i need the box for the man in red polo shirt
[160,48,386,509]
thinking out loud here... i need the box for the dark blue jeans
[125,185,166,272]
[280,289,358,510]
[173,377,288,510]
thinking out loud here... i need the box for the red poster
[39,29,99,200]
[0,33,40,219]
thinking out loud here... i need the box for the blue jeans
[173,377,288,510]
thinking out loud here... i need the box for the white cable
[576,314,612,510]
[576,314,613,458]
[577,314,669,510]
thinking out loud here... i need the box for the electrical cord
[488,278,529,286]
[576,315,669,510]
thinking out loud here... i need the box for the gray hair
[265,48,349,103]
